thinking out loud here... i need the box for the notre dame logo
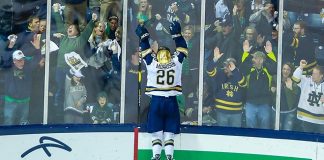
[307,91,323,107]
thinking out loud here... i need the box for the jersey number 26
[157,70,175,85]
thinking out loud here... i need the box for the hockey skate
[151,154,161,160]
[166,155,174,160]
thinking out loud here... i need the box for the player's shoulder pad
[151,53,158,60]
[175,47,188,57]
[140,48,152,58]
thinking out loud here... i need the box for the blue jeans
[245,102,271,129]
[216,111,242,127]
[4,100,29,125]
[54,68,69,107]
[272,109,296,131]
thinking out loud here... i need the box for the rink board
[138,126,324,160]
[138,133,315,160]
[0,124,134,160]
[1,125,324,160]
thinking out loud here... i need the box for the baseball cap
[69,69,84,78]
[223,58,236,67]
[12,50,25,60]
[219,14,233,27]
[253,51,266,58]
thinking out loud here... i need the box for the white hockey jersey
[293,67,324,124]
[144,53,184,97]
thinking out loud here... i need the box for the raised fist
[169,21,181,37]
[92,13,98,21]
[135,24,149,41]
[299,60,307,69]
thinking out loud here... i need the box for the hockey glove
[169,21,182,39]
[135,24,150,41]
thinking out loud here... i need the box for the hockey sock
[151,131,163,156]
[164,132,175,157]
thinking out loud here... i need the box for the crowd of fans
[0,0,323,134]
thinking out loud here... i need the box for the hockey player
[135,21,188,160]
[292,60,324,133]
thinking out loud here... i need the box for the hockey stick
[137,45,142,124]
[137,20,149,124]
[137,23,143,124]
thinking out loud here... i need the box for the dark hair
[28,15,39,25]
[27,15,39,31]
[244,25,258,39]
[108,15,119,22]
[97,91,108,100]
[294,21,306,29]
[74,24,81,34]
[68,24,81,35]
[282,62,295,77]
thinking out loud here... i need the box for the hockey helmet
[157,46,171,64]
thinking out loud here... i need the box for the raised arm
[136,24,153,64]
[79,13,97,45]
[292,60,308,86]
[206,47,223,77]
[169,21,188,63]
[52,3,66,34]
[263,41,277,75]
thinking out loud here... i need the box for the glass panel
[124,0,148,124]
[48,0,123,124]
[178,1,201,125]
[125,0,201,124]
[0,0,47,125]
[283,0,324,133]
[203,0,279,129]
